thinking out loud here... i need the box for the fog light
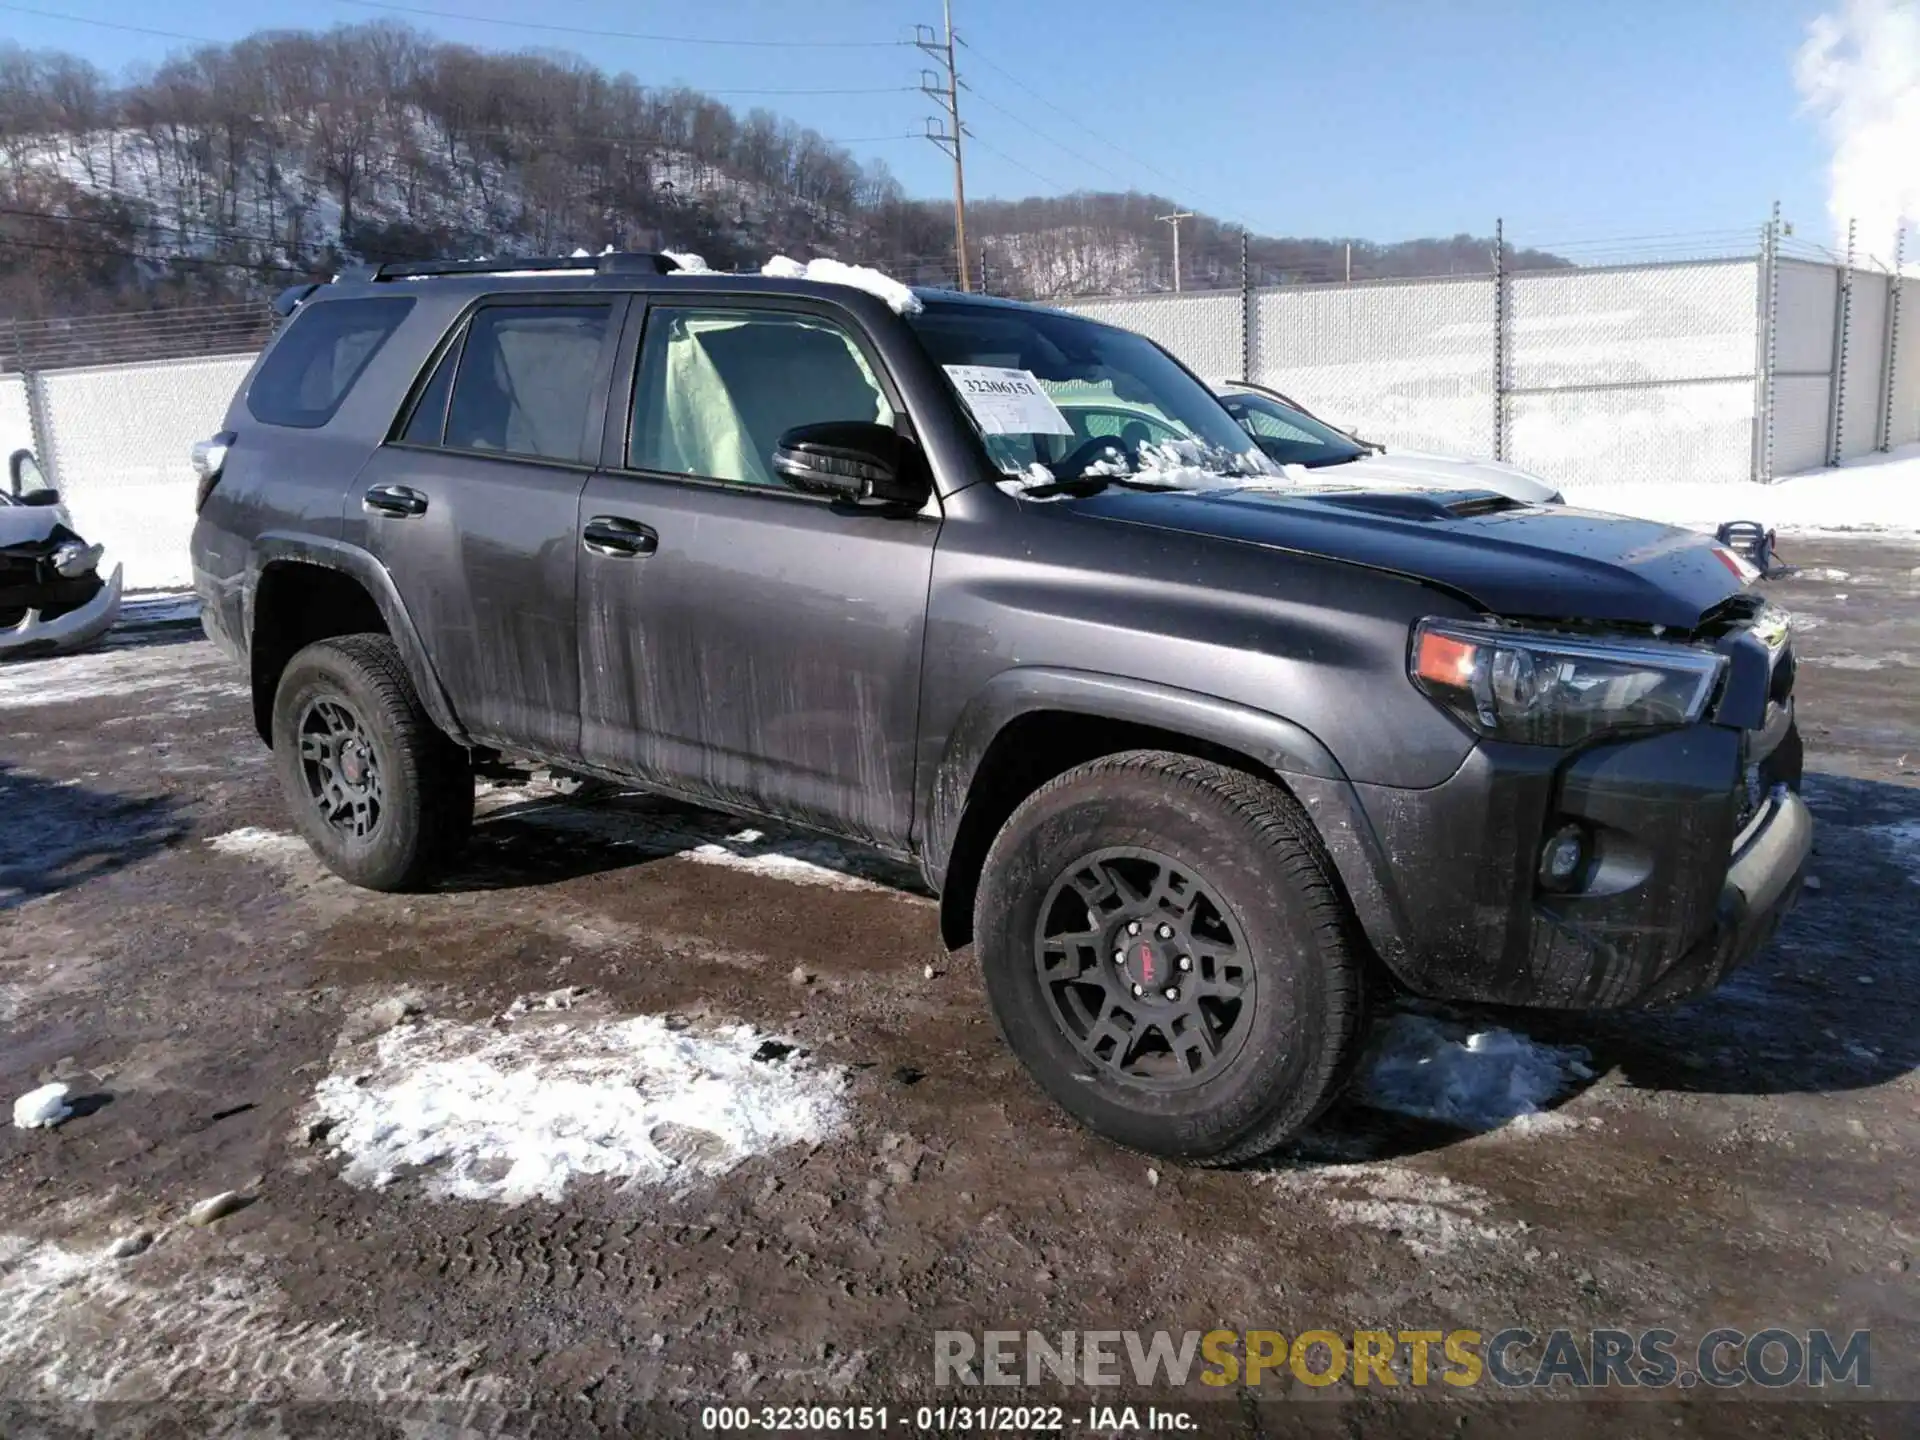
[1539,823,1587,891]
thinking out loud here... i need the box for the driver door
[576,299,940,848]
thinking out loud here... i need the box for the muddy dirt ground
[1,542,1915,1438]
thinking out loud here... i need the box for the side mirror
[8,449,52,502]
[773,422,929,507]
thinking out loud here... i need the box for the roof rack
[335,252,683,283]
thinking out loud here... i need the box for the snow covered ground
[310,1000,846,1205]
[1563,442,1920,537]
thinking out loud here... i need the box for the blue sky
[0,0,1836,247]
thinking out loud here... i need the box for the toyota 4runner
[190,252,1811,1163]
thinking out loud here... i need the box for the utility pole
[1157,210,1193,292]
[916,4,969,292]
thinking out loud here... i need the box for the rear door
[575,298,939,847]
[350,295,623,754]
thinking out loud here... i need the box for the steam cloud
[1796,0,1920,262]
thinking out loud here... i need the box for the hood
[1329,450,1563,505]
[1067,483,1749,631]
[0,501,71,547]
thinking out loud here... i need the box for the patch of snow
[1799,567,1853,582]
[309,1003,846,1205]
[1259,1161,1514,1258]
[207,827,310,862]
[1561,442,1920,537]
[761,255,922,315]
[1870,819,1920,882]
[12,1083,72,1130]
[663,250,712,273]
[0,1233,507,1401]
[1353,1013,1593,1131]
[0,637,237,710]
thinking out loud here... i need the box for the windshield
[1218,392,1366,468]
[907,301,1271,489]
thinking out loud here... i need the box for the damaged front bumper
[0,560,124,659]
[1297,621,1811,1011]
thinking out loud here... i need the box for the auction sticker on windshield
[943,366,1075,436]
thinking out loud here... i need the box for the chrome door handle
[363,484,428,518]
[582,516,659,557]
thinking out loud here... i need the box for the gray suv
[190,252,1811,1163]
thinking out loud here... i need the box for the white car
[1213,381,1564,506]
[0,449,123,659]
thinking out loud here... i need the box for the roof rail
[336,252,682,283]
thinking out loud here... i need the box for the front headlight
[1410,618,1726,747]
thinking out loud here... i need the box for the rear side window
[248,296,413,429]
[444,303,612,462]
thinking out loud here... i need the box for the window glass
[248,296,414,429]
[1219,393,1366,468]
[446,304,612,462]
[630,307,894,487]
[399,338,459,446]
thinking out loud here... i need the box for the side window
[399,337,459,446]
[1239,403,1319,445]
[248,296,413,429]
[445,303,612,462]
[629,306,894,488]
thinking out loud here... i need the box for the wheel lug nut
[1178,955,1192,972]
[1156,924,1173,940]
[1113,950,1126,965]
[1127,921,1141,936]
[1130,984,1143,998]
[1164,987,1180,1001]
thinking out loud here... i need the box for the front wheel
[271,634,473,891]
[974,751,1365,1164]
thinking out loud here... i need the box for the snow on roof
[663,250,712,273]
[762,255,923,315]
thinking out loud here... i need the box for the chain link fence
[1059,232,1919,495]
[3,231,1915,590]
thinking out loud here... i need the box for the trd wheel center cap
[340,741,369,789]
[1119,934,1177,997]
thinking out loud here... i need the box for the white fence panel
[1774,260,1841,374]
[1772,374,1834,476]
[0,373,31,464]
[38,354,253,589]
[1057,291,1243,383]
[1508,260,1760,487]
[1892,278,1920,449]
[1250,277,1497,459]
[1839,272,1889,461]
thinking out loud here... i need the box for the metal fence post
[1828,218,1855,466]
[11,321,56,485]
[1754,203,1781,482]
[1880,225,1904,453]
[1239,231,1253,383]
[1492,217,1508,462]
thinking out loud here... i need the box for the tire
[974,750,1365,1165]
[270,634,473,891]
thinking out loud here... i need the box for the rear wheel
[271,634,472,890]
[974,750,1364,1164]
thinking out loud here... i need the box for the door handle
[582,516,659,558]
[363,484,429,518]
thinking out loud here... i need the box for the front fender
[919,665,1422,978]
[247,533,469,745]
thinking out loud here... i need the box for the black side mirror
[19,489,62,507]
[773,422,929,507]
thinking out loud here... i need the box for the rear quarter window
[248,296,415,429]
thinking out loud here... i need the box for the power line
[0,2,218,43]
[963,131,1066,195]
[954,33,1252,226]
[329,0,909,49]
[959,86,1131,191]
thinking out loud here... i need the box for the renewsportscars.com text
[933,1328,1872,1391]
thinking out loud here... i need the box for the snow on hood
[762,255,922,315]
[995,436,1282,500]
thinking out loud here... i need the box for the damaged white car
[1,449,123,660]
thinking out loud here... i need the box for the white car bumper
[0,562,124,659]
